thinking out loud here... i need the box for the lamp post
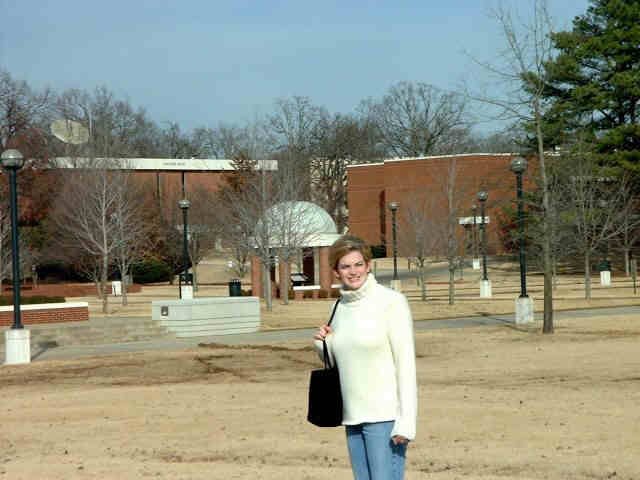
[2,149,25,329]
[510,156,534,323]
[2,148,30,364]
[477,191,488,280]
[178,198,192,299]
[471,203,480,270]
[477,190,491,298]
[388,202,400,290]
[510,156,528,298]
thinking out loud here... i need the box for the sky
[1,0,591,134]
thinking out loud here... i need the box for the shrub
[131,258,172,284]
[35,261,86,282]
[0,295,65,306]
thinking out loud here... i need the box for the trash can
[111,281,122,296]
[228,279,242,297]
[290,272,308,287]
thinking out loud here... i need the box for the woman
[314,235,417,480]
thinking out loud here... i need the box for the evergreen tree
[543,0,640,171]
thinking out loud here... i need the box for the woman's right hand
[313,324,333,341]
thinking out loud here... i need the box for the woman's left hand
[392,435,409,445]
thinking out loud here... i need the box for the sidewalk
[31,304,640,362]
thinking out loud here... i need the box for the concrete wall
[152,297,260,337]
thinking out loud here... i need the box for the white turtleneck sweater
[314,274,417,441]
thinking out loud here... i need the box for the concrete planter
[152,297,260,337]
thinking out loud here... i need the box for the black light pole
[471,203,478,261]
[178,198,191,298]
[510,156,528,298]
[1,149,25,329]
[389,202,399,281]
[477,191,489,281]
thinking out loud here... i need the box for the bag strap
[322,299,341,369]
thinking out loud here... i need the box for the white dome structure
[257,201,341,248]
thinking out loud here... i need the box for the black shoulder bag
[307,299,342,427]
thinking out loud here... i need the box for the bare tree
[184,184,221,290]
[268,96,323,155]
[400,191,446,301]
[265,158,326,304]
[467,0,557,332]
[310,113,381,232]
[220,160,277,310]
[0,204,11,293]
[54,86,162,160]
[213,122,277,309]
[614,183,640,276]
[191,123,250,159]
[216,156,261,278]
[218,153,322,309]
[111,169,153,305]
[559,150,628,299]
[399,158,473,304]
[444,158,461,305]
[0,69,51,149]
[360,81,468,157]
[158,121,198,158]
[267,96,325,197]
[51,159,122,313]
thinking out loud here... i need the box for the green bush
[0,296,65,306]
[131,258,172,284]
[35,261,87,282]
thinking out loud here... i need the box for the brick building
[346,154,530,256]
[52,158,277,202]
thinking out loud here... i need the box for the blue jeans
[345,421,407,480]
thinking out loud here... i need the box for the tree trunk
[101,254,109,314]
[121,269,128,306]
[624,248,630,277]
[0,242,4,294]
[420,263,427,301]
[263,263,273,312]
[536,106,554,333]
[448,261,455,305]
[281,261,290,305]
[192,263,199,292]
[584,251,592,300]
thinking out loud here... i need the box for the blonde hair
[329,235,372,271]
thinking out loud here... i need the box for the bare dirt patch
[1,314,639,479]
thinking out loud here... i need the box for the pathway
[32,305,640,362]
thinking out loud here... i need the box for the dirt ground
[1,313,638,480]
